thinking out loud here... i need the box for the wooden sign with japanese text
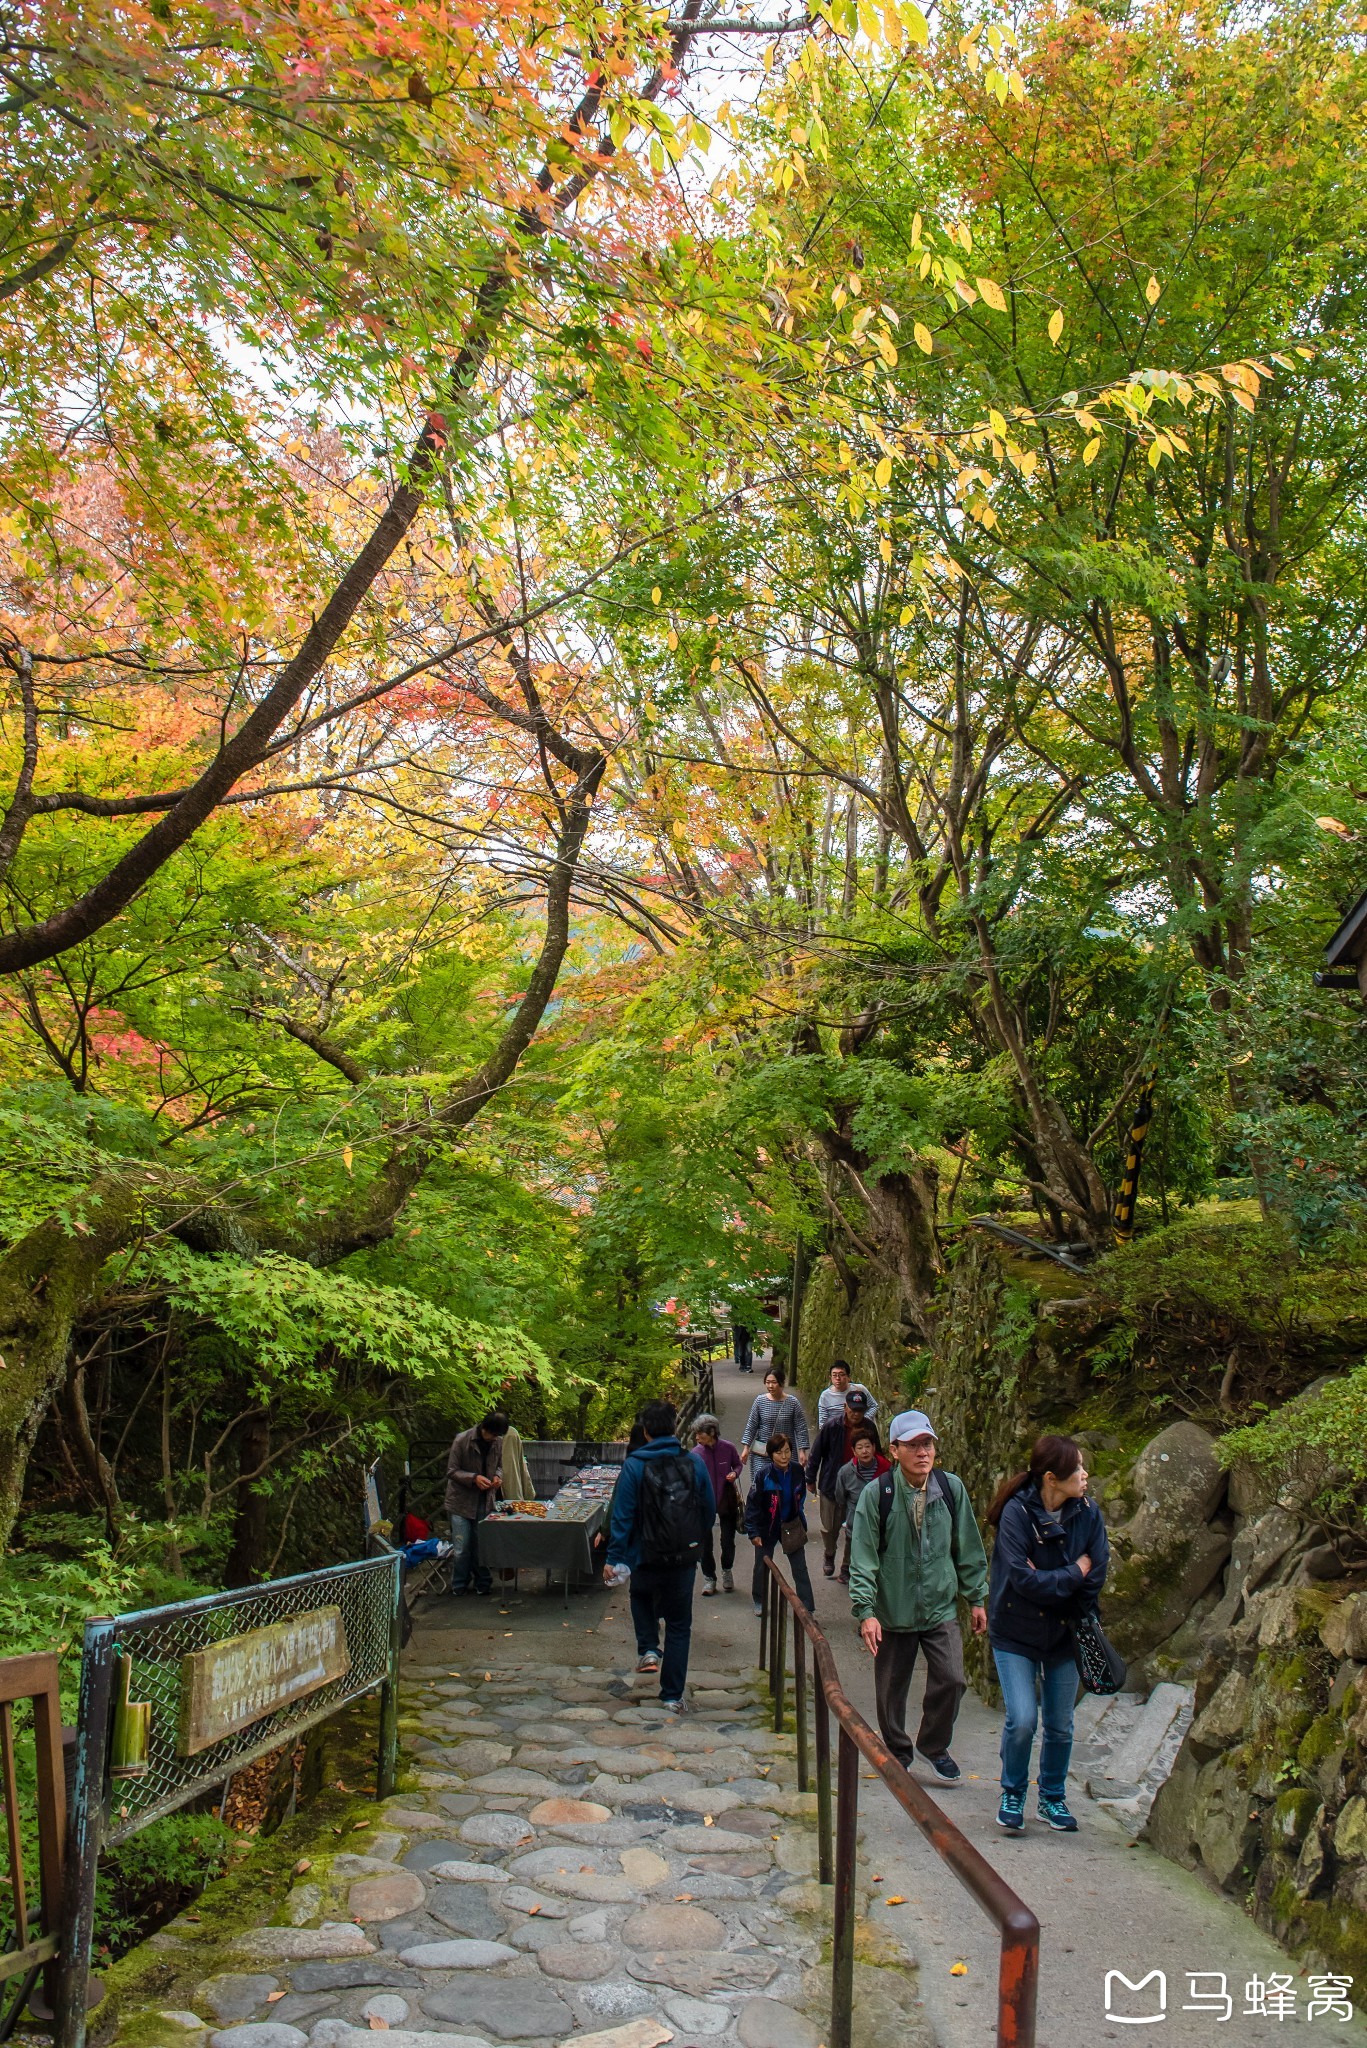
[178,1606,350,1755]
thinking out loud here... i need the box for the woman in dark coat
[986,1435,1109,1835]
[744,1433,816,1617]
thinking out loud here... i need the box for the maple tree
[4,0,1367,1578]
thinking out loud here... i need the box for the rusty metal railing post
[758,1560,769,1672]
[772,1584,787,1734]
[830,1725,859,2048]
[54,1620,116,2048]
[814,1679,833,1885]
[376,1551,402,1798]
[793,1621,809,1791]
[997,1907,1040,2048]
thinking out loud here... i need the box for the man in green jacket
[848,1408,988,1784]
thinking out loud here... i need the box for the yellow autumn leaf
[899,605,914,626]
[651,585,661,604]
[667,628,678,648]
[950,1962,969,1977]
[885,1895,907,1905]
[710,655,722,672]
[914,322,933,355]
[875,455,892,487]
[901,1,929,44]
[1317,816,1354,838]
[989,407,1008,437]
[1145,275,1161,304]
[977,277,1006,312]
[1083,436,1101,464]
[342,1145,353,1175]
[1048,308,1064,344]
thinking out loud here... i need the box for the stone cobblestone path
[126,1623,927,2048]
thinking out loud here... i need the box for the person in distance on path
[986,1435,1109,1834]
[739,1365,811,1477]
[816,1358,880,1430]
[744,1433,816,1617]
[847,1408,988,1784]
[809,1388,882,1579]
[605,1398,714,1712]
[690,1413,742,1595]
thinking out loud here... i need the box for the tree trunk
[0,1184,141,1549]
[225,1411,272,1587]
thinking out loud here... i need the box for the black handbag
[1070,1609,1128,1694]
[780,1517,807,1555]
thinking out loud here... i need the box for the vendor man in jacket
[445,1409,509,1596]
[847,1408,988,1783]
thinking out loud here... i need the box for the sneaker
[721,1570,734,1592]
[753,1601,764,1617]
[822,1558,836,1579]
[636,1651,661,1673]
[659,1698,686,1715]
[921,1751,962,1783]
[702,1578,718,1597]
[1038,1795,1078,1832]
[997,1792,1026,1832]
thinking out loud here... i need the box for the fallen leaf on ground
[294,1859,312,1874]
[885,1896,907,1906]
[951,1962,968,1976]
[267,1992,286,2003]
[369,2018,390,2030]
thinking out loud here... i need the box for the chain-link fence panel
[102,1554,399,1843]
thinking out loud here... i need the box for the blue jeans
[450,1514,491,1594]
[630,1564,696,1702]
[993,1646,1078,1799]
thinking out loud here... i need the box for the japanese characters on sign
[177,1606,351,1755]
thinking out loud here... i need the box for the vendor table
[477,1478,615,1604]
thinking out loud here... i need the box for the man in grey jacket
[446,1410,509,1596]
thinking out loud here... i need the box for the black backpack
[638,1453,705,1569]
[876,1465,959,1555]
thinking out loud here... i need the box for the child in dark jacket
[744,1434,816,1616]
[986,1435,1110,1835]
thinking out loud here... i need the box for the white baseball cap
[889,1409,938,1444]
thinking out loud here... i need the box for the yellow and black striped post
[1112,1078,1155,1243]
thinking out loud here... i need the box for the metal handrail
[759,1559,1039,2048]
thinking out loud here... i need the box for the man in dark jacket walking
[445,1410,509,1595]
[606,1399,715,1711]
[809,1388,879,1577]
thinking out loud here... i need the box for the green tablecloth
[476,1500,609,1578]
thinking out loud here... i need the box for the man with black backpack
[605,1399,715,1712]
[847,1409,988,1783]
